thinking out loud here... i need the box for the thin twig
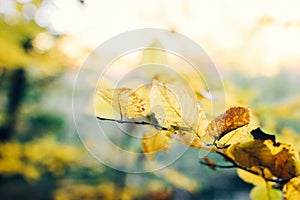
[97,116,168,130]
[200,161,235,168]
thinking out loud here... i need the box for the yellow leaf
[227,138,300,181]
[150,80,181,129]
[237,168,271,185]
[250,184,282,200]
[150,79,208,137]
[97,88,149,119]
[142,130,172,158]
[217,126,252,146]
[206,106,250,140]
[283,177,300,200]
[140,40,168,66]
[227,140,274,171]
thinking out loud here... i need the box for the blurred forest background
[0,0,300,199]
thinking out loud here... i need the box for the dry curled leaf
[206,106,250,140]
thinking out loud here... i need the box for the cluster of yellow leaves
[97,79,300,200]
[97,79,250,156]
[224,129,300,200]
[0,135,82,180]
[54,182,139,200]
[54,181,173,200]
[0,19,64,76]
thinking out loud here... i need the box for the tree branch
[97,116,168,130]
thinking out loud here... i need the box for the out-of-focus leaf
[0,19,64,76]
[140,40,167,66]
[250,184,282,200]
[142,130,172,159]
[160,168,198,192]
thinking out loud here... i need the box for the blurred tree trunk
[0,68,26,141]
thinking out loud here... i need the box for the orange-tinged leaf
[283,177,300,200]
[264,140,300,180]
[142,131,172,159]
[206,107,250,140]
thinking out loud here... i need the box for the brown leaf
[206,107,250,140]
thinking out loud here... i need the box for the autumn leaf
[150,79,208,137]
[237,168,269,185]
[97,88,149,119]
[206,106,250,140]
[226,140,275,174]
[216,126,252,146]
[283,177,300,200]
[150,80,181,129]
[250,184,282,200]
[264,140,300,180]
[142,130,172,159]
[227,136,300,181]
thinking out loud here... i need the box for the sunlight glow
[33,0,300,76]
